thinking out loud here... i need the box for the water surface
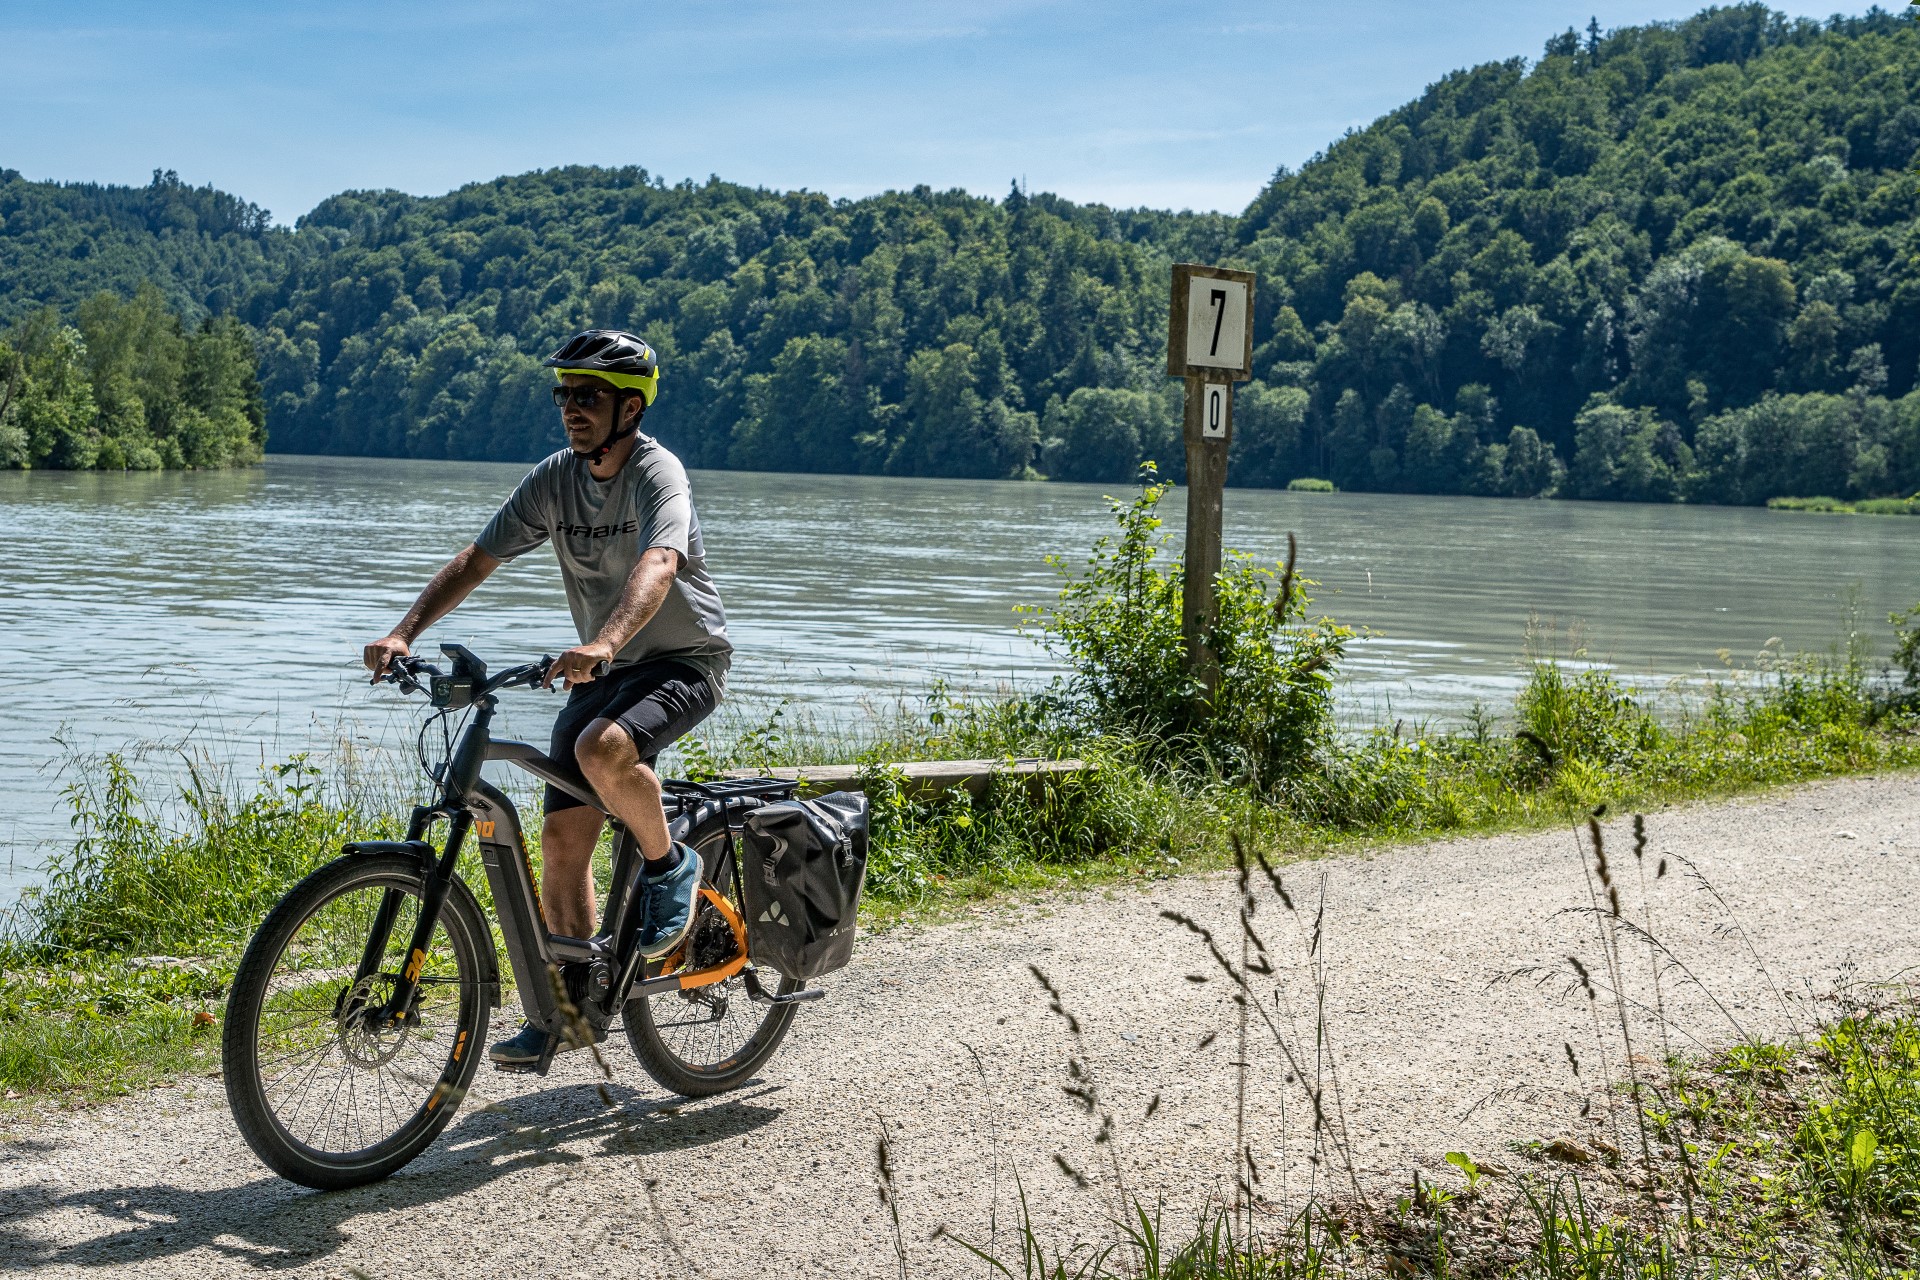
[2,455,1913,901]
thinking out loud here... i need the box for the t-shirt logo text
[553,520,639,539]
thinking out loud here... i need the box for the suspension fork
[343,805,446,1015]
[373,811,474,1025]
[373,698,495,1025]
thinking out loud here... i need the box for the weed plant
[0,752,400,1098]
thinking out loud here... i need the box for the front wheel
[222,853,491,1189]
[625,821,803,1097]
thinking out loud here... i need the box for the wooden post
[1167,263,1256,696]
[1182,377,1232,693]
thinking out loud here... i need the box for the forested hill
[2,4,1918,504]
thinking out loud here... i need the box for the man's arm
[363,543,503,679]
[542,546,682,688]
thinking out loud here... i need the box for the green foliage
[1891,602,1920,707]
[1516,660,1666,767]
[1796,1011,1920,1235]
[18,753,385,958]
[1285,477,1336,492]
[1028,468,1350,789]
[1768,492,1920,515]
[6,9,1920,498]
[0,168,280,328]
[0,284,264,470]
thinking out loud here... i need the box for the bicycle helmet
[544,329,660,460]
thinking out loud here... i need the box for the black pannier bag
[736,791,870,980]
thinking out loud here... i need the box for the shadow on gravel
[0,1081,784,1271]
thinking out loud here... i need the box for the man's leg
[537,804,606,938]
[574,719,674,865]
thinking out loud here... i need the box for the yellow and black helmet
[543,329,660,407]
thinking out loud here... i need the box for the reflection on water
[1,454,1913,900]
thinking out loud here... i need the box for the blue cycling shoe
[638,843,703,960]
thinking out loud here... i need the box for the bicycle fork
[339,803,475,1030]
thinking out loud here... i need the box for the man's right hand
[364,635,412,682]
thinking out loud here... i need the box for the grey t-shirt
[475,438,731,691]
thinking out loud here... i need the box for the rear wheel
[625,820,801,1097]
[222,854,490,1189]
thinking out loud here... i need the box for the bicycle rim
[247,866,479,1161]
[627,825,798,1087]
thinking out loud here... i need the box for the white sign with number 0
[1184,276,1248,370]
[1202,384,1228,439]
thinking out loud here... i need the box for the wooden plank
[721,757,1086,801]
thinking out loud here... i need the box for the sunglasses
[550,384,623,410]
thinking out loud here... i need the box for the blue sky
[0,1,1886,224]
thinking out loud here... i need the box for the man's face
[558,374,632,455]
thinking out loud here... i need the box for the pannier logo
[761,836,788,887]
[758,901,789,927]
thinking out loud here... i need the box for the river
[1,455,1914,903]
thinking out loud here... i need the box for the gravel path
[2,773,1916,1279]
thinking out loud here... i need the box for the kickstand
[532,1030,560,1077]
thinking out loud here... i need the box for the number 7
[1208,288,1227,356]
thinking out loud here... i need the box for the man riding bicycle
[363,329,730,1069]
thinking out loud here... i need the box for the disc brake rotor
[335,974,415,1068]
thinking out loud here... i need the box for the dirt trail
[2,774,1916,1279]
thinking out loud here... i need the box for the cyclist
[362,329,731,1069]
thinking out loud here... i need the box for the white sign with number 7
[1183,276,1249,370]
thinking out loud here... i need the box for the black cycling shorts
[544,659,718,814]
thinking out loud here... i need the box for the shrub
[1516,661,1666,768]
[16,753,387,958]
[1286,477,1335,492]
[1027,467,1350,790]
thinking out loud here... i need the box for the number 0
[1208,288,1227,356]
[1208,388,1222,433]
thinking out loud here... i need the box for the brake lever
[530,656,612,690]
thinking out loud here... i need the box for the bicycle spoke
[251,873,471,1159]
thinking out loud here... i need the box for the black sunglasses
[550,384,624,410]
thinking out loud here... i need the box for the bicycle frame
[341,659,794,1075]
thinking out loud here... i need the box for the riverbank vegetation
[4,7,1919,499]
[4,479,1918,1104]
[1770,492,1920,515]
[0,283,264,470]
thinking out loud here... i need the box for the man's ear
[623,395,646,429]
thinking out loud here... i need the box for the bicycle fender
[342,839,437,869]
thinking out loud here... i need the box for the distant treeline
[0,286,264,470]
[1,4,1918,499]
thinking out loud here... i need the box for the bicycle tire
[222,853,491,1189]
[624,817,803,1097]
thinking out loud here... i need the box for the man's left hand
[545,642,617,689]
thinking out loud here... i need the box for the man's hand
[545,641,617,689]
[364,634,412,682]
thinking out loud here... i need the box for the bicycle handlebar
[378,652,611,701]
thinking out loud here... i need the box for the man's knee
[575,721,657,791]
